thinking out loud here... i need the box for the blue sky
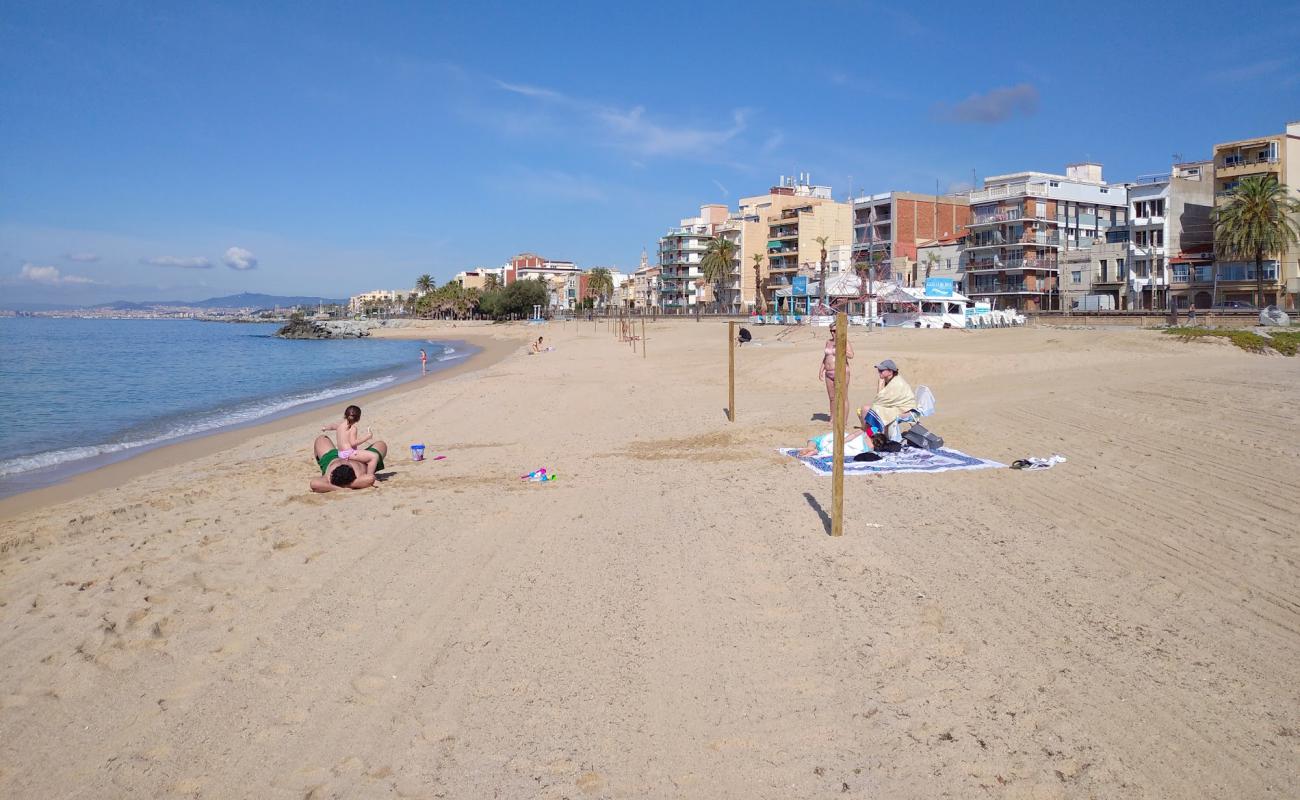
[2,0,1298,304]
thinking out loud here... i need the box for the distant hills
[4,293,348,312]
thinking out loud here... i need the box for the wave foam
[0,374,398,478]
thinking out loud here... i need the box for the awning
[766,240,782,249]
[1169,251,1213,264]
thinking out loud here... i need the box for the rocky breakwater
[275,318,376,339]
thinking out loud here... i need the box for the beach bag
[903,423,944,451]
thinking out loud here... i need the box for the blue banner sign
[792,276,809,296]
[924,277,954,297]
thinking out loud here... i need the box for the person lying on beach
[797,430,870,459]
[528,336,554,354]
[321,405,380,475]
[310,435,389,492]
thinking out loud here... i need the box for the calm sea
[0,317,472,497]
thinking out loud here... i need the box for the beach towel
[780,446,1004,476]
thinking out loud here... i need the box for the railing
[1219,155,1279,168]
[967,181,1051,203]
[967,257,1059,271]
[969,282,1031,293]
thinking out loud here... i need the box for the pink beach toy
[520,468,547,480]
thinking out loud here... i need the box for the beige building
[749,175,851,308]
[1211,121,1300,308]
[1060,238,1128,310]
[349,289,416,314]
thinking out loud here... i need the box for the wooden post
[728,321,736,422]
[641,318,646,359]
[831,311,848,537]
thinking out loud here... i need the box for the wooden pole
[728,321,736,422]
[831,311,848,537]
[641,318,646,359]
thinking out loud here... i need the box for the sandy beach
[1,319,1297,798]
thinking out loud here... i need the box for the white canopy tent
[878,285,971,328]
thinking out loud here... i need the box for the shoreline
[0,324,524,519]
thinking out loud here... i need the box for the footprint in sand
[350,673,389,703]
[576,771,606,794]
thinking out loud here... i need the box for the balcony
[969,282,1033,294]
[967,181,1052,203]
[963,232,1061,250]
[1216,154,1280,175]
[966,257,1059,272]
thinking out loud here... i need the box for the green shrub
[1164,327,1296,356]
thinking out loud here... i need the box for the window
[1071,271,1082,284]
[1172,265,1190,282]
[1100,187,1109,194]
[1099,260,1108,281]
[1049,180,1060,187]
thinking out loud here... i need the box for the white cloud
[492,77,749,160]
[144,255,213,268]
[65,252,100,262]
[19,263,96,285]
[937,83,1039,124]
[494,80,566,100]
[596,106,748,158]
[222,246,258,271]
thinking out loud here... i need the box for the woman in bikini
[818,323,854,426]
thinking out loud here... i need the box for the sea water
[0,317,472,496]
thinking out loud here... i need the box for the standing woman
[817,322,854,425]
[419,348,427,374]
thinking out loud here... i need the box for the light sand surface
[1,320,1297,799]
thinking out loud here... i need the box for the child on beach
[420,349,427,374]
[322,405,380,475]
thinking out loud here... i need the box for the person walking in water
[818,322,854,425]
[419,348,427,374]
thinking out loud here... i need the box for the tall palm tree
[416,274,434,294]
[483,274,499,292]
[701,237,737,313]
[751,252,768,314]
[1214,175,1300,307]
[815,235,829,312]
[587,268,614,309]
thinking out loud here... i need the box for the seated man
[310,435,388,492]
[860,358,917,446]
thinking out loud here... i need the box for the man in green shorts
[309,435,388,493]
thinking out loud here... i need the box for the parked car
[1212,300,1256,310]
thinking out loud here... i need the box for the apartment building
[1061,237,1129,310]
[349,288,416,313]
[454,267,507,290]
[853,192,970,286]
[658,204,727,311]
[760,176,851,307]
[915,234,965,292]
[1128,161,1214,310]
[1210,121,1300,308]
[503,253,579,286]
[963,163,1128,311]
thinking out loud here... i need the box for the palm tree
[701,237,737,313]
[815,235,829,312]
[1214,175,1300,307]
[751,252,768,315]
[416,274,434,294]
[924,251,940,282]
[587,268,614,310]
[483,274,499,292]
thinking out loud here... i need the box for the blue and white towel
[781,446,1004,476]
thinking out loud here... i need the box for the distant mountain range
[4,293,348,312]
